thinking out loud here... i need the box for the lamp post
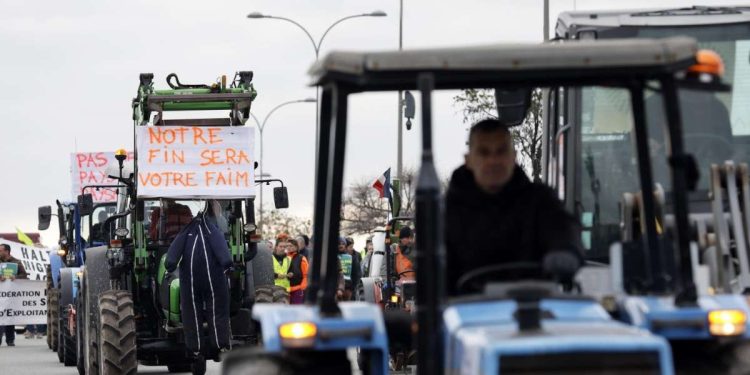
[247,10,387,155]
[249,98,316,233]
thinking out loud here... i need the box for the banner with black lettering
[0,279,47,325]
[0,239,49,281]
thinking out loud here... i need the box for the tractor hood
[443,299,673,374]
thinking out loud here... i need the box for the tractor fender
[49,254,64,289]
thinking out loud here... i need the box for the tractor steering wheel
[455,262,541,293]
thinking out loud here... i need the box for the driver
[445,119,583,295]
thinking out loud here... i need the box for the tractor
[220,37,718,374]
[554,6,750,372]
[38,189,117,372]
[77,72,286,375]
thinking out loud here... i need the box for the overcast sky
[1,0,746,245]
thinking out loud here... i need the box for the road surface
[0,334,221,374]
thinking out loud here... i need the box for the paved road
[0,335,221,374]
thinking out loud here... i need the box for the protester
[362,238,374,276]
[272,238,291,294]
[286,239,308,304]
[0,243,28,346]
[149,199,193,242]
[24,325,45,339]
[338,237,361,300]
[444,119,582,295]
[296,234,311,260]
[380,227,416,281]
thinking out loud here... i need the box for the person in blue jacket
[165,212,233,360]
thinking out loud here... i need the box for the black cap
[399,226,413,239]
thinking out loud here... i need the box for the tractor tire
[272,286,289,304]
[84,245,111,375]
[76,286,86,375]
[58,300,65,363]
[167,364,192,373]
[254,285,275,303]
[48,288,59,351]
[97,291,137,375]
[62,308,77,366]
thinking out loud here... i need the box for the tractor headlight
[243,223,257,232]
[114,228,130,237]
[279,322,317,348]
[708,310,747,336]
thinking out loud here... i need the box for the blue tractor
[553,7,750,373]
[38,191,117,372]
[221,37,718,374]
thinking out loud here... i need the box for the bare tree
[453,88,544,182]
[262,209,312,238]
[340,168,417,234]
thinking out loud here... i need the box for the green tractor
[77,72,286,375]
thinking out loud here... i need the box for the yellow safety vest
[273,255,291,291]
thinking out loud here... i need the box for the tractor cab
[223,37,716,374]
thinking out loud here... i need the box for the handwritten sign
[0,280,47,325]
[0,239,49,281]
[136,126,255,198]
[71,151,134,203]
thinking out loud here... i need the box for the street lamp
[249,98,316,234]
[246,10,387,155]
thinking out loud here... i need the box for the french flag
[372,168,391,199]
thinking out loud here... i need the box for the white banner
[71,151,134,203]
[136,126,256,198]
[0,239,49,281]
[0,279,47,325]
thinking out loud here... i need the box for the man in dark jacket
[165,215,233,359]
[0,243,27,346]
[445,119,583,295]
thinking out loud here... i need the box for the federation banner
[0,279,47,325]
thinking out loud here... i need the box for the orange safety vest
[395,246,415,281]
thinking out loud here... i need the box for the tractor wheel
[97,291,137,375]
[48,288,59,351]
[76,288,86,375]
[58,300,65,363]
[272,286,289,304]
[63,307,77,366]
[254,285,275,303]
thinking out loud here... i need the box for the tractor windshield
[144,199,236,244]
[577,23,750,255]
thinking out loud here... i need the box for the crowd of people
[267,227,417,304]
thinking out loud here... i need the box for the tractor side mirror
[404,91,416,130]
[273,187,289,209]
[77,194,95,216]
[495,88,531,127]
[38,206,52,230]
